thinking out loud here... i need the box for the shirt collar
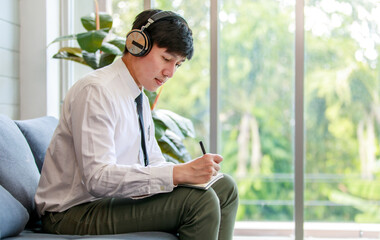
[115,57,142,99]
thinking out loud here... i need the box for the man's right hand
[173,154,223,185]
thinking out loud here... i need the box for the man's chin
[144,86,159,92]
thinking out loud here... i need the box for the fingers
[200,154,222,176]
[178,155,222,184]
[213,162,220,172]
[202,153,223,164]
[211,154,223,164]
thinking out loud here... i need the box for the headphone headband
[126,11,186,57]
[150,11,180,22]
[141,11,184,31]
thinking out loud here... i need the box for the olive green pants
[41,174,239,240]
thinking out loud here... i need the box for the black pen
[199,141,206,155]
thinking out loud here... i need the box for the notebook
[179,173,224,190]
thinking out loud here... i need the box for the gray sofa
[0,114,177,239]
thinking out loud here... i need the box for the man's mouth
[155,78,164,86]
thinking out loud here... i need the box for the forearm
[85,164,175,198]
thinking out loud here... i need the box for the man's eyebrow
[165,51,186,61]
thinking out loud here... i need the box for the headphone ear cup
[126,29,152,57]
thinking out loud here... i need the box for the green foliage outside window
[147,0,380,223]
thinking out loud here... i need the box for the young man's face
[132,44,186,92]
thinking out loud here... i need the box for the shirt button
[160,186,165,191]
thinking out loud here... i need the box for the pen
[199,141,206,155]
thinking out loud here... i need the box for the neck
[121,54,142,90]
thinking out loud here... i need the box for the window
[219,0,296,226]
[66,0,380,238]
[304,0,380,238]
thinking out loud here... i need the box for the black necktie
[135,93,149,166]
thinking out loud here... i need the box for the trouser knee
[221,174,238,193]
[202,189,221,221]
[177,187,221,239]
[186,188,221,223]
[213,174,239,206]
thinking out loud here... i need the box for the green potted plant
[51,10,195,163]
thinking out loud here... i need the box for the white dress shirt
[35,58,175,215]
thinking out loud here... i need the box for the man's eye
[163,57,170,61]
[176,63,182,68]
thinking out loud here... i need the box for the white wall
[0,0,20,119]
[0,0,105,120]
[0,0,60,120]
[19,0,60,120]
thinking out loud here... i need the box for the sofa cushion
[15,116,58,173]
[0,114,40,224]
[0,185,29,238]
[3,231,178,239]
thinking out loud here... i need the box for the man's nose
[163,63,177,78]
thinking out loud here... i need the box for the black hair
[124,9,194,60]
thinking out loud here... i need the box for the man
[35,9,238,240]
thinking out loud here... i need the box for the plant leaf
[157,131,191,163]
[165,130,191,162]
[158,135,184,163]
[162,153,181,164]
[153,110,185,139]
[108,37,126,52]
[153,117,167,140]
[100,42,122,55]
[53,53,85,65]
[99,52,116,69]
[52,47,86,65]
[155,109,195,138]
[81,12,113,31]
[144,90,158,107]
[49,34,77,45]
[55,47,82,55]
[77,30,108,53]
[82,51,98,69]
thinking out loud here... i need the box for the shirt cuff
[149,164,175,193]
